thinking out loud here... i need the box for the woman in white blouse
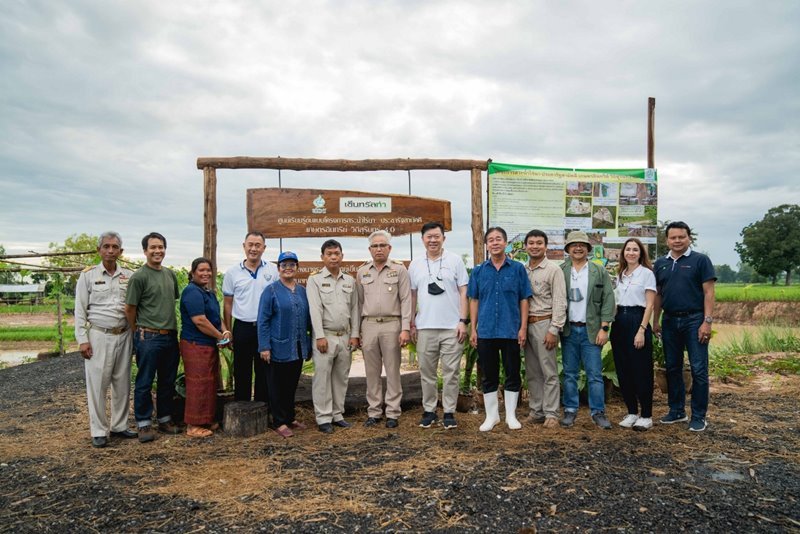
[610,238,657,431]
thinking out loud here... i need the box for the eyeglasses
[279,262,297,270]
[369,243,389,249]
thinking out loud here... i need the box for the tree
[45,233,101,293]
[714,264,737,283]
[735,204,800,286]
[0,244,17,284]
[736,262,766,283]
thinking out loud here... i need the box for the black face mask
[427,282,445,295]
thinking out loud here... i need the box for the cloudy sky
[2,1,798,270]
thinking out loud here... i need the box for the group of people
[75,220,715,447]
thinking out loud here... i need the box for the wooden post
[648,97,656,168]
[203,166,218,287]
[56,293,64,356]
[470,167,484,266]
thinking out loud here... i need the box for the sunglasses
[279,262,298,270]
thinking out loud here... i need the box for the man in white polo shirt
[222,231,279,403]
[409,222,469,430]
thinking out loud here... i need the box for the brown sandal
[186,425,213,438]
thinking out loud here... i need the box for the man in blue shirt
[653,221,716,432]
[468,227,532,432]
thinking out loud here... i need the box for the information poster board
[488,163,657,269]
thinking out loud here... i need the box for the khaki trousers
[361,320,402,419]
[524,320,560,419]
[417,329,463,414]
[311,333,353,424]
[84,328,133,437]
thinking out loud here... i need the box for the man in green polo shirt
[125,232,182,443]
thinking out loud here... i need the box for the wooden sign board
[247,188,451,238]
[267,260,410,286]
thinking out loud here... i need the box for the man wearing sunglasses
[356,230,412,429]
[409,222,469,430]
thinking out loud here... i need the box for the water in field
[712,323,800,345]
[0,350,41,367]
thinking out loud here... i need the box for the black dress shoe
[385,418,399,429]
[92,436,108,448]
[332,419,351,428]
[110,429,138,439]
[318,423,334,434]
[364,417,381,427]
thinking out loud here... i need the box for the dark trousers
[133,330,179,426]
[662,312,709,420]
[610,306,654,418]
[232,321,269,404]
[477,338,522,393]
[266,358,303,427]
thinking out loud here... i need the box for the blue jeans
[133,330,180,427]
[662,312,709,420]
[561,325,605,414]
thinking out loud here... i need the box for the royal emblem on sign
[312,194,326,214]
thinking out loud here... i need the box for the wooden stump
[294,371,423,413]
[223,401,269,437]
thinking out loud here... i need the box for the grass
[0,297,76,314]
[0,325,75,342]
[710,328,800,379]
[715,283,800,302]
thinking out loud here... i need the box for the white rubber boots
[480,390,522,431]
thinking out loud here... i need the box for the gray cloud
[2,0,799,271]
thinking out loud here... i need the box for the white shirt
[221,260,279,322]
[568,263,589,323]
[615,265,657,307]
[408,249,468,329]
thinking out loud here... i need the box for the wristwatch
[459,318,470,325]
[601,325,610,332]
[704,316,713,324]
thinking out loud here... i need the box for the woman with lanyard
[180,257,231,438]
[257,251,312,438]
[610,238,657,431]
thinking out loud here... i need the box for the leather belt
[569,321,586,327]
[364,316,400,323]
[137,327,175,335]
[88,323,129,335]
[324,329,349,336]
[528,315,552,324]
[666,310,702,317]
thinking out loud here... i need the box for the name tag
[94,281,106,285]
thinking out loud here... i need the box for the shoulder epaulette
[82,265,94,273]
[308,269,321,276]
[391,259,404,265]
[358,260,372,268]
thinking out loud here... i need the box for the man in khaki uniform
[75,232,136,448]
[307,239,360,434]
[523,229,567,428]
[356,230,412,429]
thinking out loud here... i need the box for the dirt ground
[1,353,799,533]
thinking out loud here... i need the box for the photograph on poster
[565,196,591,215]
[619,182,657,205]
[591,205,617,229]
[566,181,593,196]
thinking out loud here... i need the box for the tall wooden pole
[203,166,218,287]
[648,97,656,168]
[470,167,484,266]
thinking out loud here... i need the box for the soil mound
[714,301,800,325]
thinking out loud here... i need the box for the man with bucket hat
[560,230,616,429]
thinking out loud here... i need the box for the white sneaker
[619,414,639,428]
[633,417,653,431]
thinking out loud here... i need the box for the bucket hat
[564,231,592,251]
